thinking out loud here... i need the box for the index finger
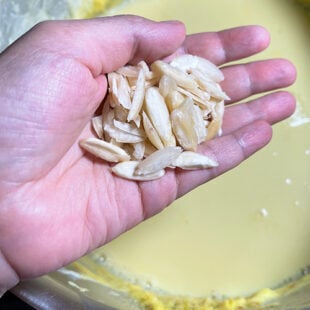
[179,25,270,65]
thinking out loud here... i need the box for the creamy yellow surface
[93,0,310,299]
[69,0,123,18]
[49,0,310,308]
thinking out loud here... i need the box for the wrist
[0,250,19,297]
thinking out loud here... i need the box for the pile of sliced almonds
[80,54,229,181]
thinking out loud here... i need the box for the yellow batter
[69,0,123,18]
[53,0,310,309]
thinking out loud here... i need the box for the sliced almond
[214,99,225,120]
[171,98,199,151]
[80,138,130,162]
[116,65,139,78]
[144,87,176,147]
[91,115,103,139]
[192,105,207,144]
[151,60,198,91]
[106,75,118,108]
[113,119,145,138]
[142,111,164,150]
[112,161,165,181]
[191,70,230,100]
[207,99,225,139]
[134,146,182,176]
[108,72,132,109]
[117,75,132,109]
[102,103,115,142]
[170,54,224,82]
[104,123,145,144]
[172,151,218,169]
[176,86,210,107]
[138,60,156,80]
[132,142,145,160]
[159,75,177,98]
[165,90,185,112]
[127,68,146,122]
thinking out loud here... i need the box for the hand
[0,15,296,294]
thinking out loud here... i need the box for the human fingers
[221,91,296,135]
[176,25,270,65]
[4,15,186,77]
[168,26,296,104]
[139,120,272,217]
[174,121,272,198]
[221,59,297,103]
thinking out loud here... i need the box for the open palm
[0,16,296,293]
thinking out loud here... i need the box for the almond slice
[113,119,145,138]
[171,98,199,151]
[172,151,218,169]
[207,100,225,139]
[116,65,139,78]
[192,105,208,144]
[159,74,177,98]
[104,123,145,144]
[165,90,185,112]
[127,68,146,122]
[112,161,165,181]
[151,60,198,91]
[134,146,182,176]
[142,111,164,150]
[91,115,103,139]
[108,72,132,109]
[176,86,210,107]
[170,54,224,82]
[80,138,130,162]
[138,60,156,80]
[132,142,145,160]
[191,69,230,100]
[144,87,176,147]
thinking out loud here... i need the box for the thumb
[4,15,186,76]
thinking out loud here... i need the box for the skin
[0,15,296,295]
